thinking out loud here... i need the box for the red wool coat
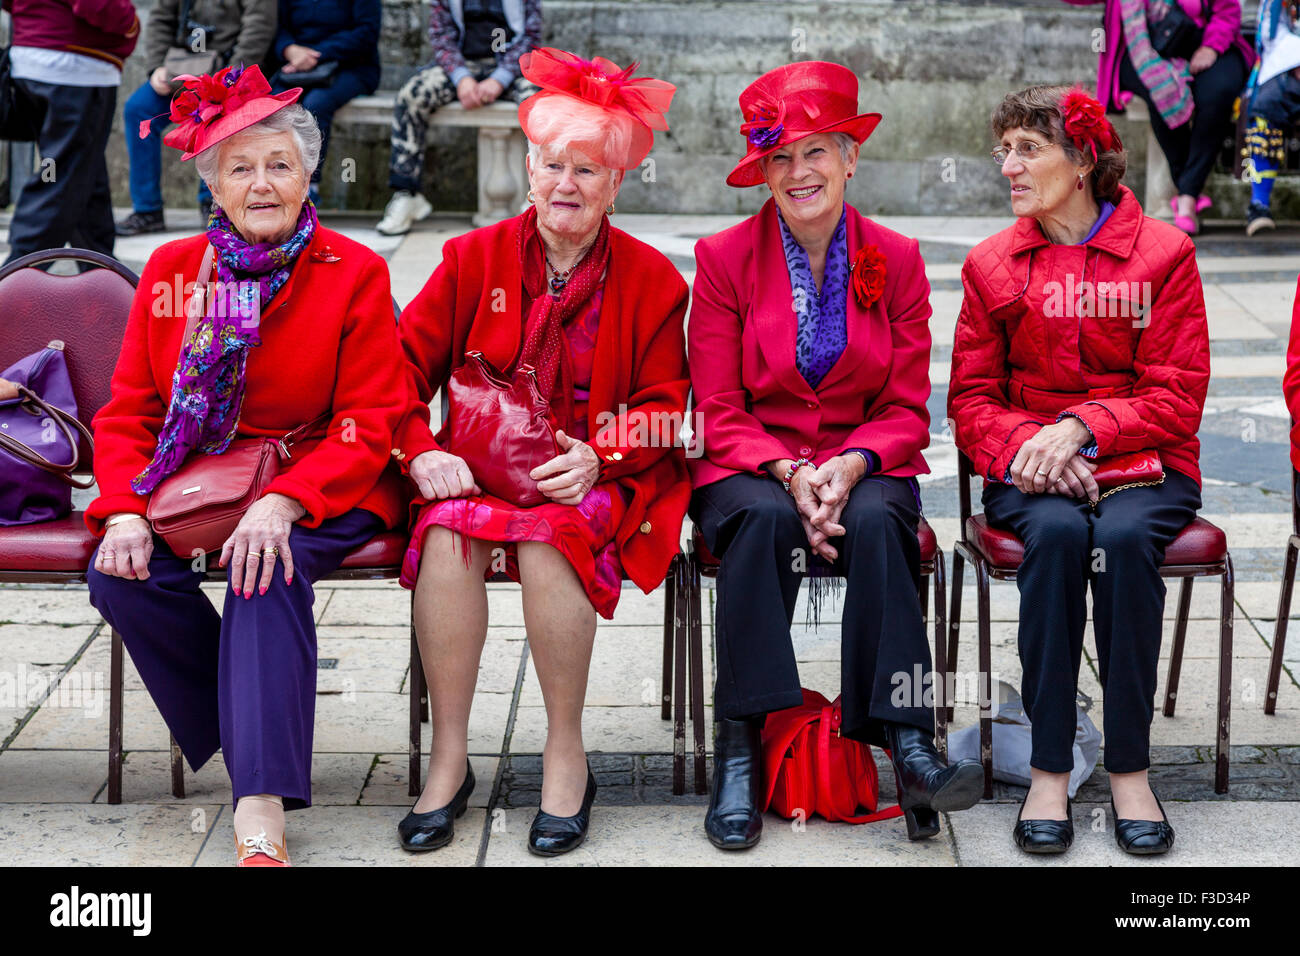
[948,185,1210,486]
[687,198,932,487]
[394,215,691,594]
[1283,276,1300,470]
[86,227,411,535]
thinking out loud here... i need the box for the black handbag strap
[175,0,196,49]
[0,384,96,489]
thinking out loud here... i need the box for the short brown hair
[991,85,1127,203]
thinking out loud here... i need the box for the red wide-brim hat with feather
[516,47,675,170]
[727,61,881,188]
[149,64,301,161]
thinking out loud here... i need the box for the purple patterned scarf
[777,205,850,389]
[131,201,318,494]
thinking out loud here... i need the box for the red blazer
[948,185,1209,486]
[687,199,932,488]
[86,227,410,535]
[1285,276,1300,471]
[394,214,691,594]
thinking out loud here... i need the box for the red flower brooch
[1060,87,1120,163]
[851,244,886,309]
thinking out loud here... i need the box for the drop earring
[1077,174,1085,190]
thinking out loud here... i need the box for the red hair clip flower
[1060,87,1120,163]
[851,244,887,309]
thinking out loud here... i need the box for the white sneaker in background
[376,190,433,236]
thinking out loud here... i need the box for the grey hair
[193,104,322,191]
[757,130,858,177]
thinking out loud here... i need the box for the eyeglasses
[990,141,1056,165]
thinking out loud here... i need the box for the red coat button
[799,446,813,457]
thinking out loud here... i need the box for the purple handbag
[0,340,95,526]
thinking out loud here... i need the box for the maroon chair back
[0,249,139,466]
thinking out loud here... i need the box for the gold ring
[262,547,279,556]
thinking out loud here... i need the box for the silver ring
[1037,470,1050,476]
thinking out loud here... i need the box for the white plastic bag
[946,679,1101,798]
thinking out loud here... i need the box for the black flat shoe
[1113,792,1175,855]
[1013,796,1073,854]
[705,716,764,850]
[398,759,475,851]
[884,722,983,839]
[528,764,597,857]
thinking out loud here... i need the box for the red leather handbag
[1092,449,1163,502]
[760,689,903,825]
[445,350,558,508]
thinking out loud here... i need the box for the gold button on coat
[639,521,652,534]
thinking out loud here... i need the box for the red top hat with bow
[146,65,301,161]
[727,61,881,188]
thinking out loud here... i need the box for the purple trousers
[87,509,383,810]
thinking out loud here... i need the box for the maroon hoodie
[3,0,140,71]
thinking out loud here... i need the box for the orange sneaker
[236,830,290,867]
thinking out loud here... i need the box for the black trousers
[982,469,1201,774]
[1118,46,1247,198]
[690,473,934,746]
[6,80,117,264]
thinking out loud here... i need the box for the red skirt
[400,483,628,619]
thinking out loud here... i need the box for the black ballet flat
[1013,796,1073,854]
[1113,792,1175,856]
[528,765,597,857]
[398,759,475,851]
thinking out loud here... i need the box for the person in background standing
[116,0,277,236]
[1239,0,1300,235]
[2,0,139,264]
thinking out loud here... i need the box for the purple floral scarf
[131,201,318,494]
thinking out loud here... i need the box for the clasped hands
[1007,417,1100,503]
[775,454,868,564]
[408,430,600,506]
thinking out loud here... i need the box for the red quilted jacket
[948,185,1209,486]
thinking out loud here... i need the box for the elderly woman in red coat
[85,67,410,866]
[393,49,688,857]
[688,61,983,851]
[949,86,1210,856]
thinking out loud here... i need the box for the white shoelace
[240,830,280,857]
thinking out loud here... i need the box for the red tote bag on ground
[760,689,904,825]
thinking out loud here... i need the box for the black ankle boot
[705,717,763,850]
[884,721,983,839]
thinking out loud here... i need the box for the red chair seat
[966,514,1228,570]
[693,516,937,571]
[338,529,408,569]
[0,513,98,574]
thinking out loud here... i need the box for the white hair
[193,104,322,191]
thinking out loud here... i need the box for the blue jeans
[124,81,212,213]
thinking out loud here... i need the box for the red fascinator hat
[1058,86,1122,162]
[516,47,675,170]
[728,61,880,188]
[148,64,301,161]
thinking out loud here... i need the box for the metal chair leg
[975,558,993,799]
[688,552,708,795]
[947,547,966,724]
[661,556,676,721]
[169,734,185,798]
[1162,577,1194,717]
[1216,556,1234,795]
[409,621,422,798]
[672,554,689,796]
[933,550,949,760]
[108,628,124,805]
[1266,536,1300,715]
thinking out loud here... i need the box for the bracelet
[782,457,814,495]
[105,513,145,528]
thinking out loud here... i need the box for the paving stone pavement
[1,210,1299,866]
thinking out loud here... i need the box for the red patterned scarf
[516,205,611,429]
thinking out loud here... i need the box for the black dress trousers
[691,472,934,746]
[982,469,1201,774]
